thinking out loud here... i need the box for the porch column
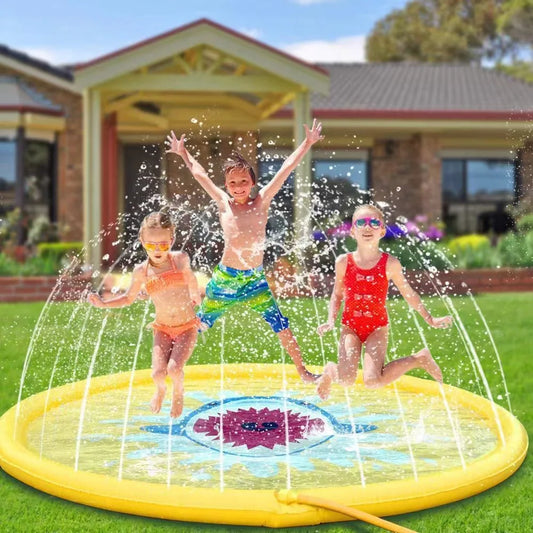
[14,126,26,244]
[293,91,312,243]
[83,89,102,267]
[101,112,118,265]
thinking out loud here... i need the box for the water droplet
[191,118,198,123]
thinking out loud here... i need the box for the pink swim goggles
[353,217,383,229]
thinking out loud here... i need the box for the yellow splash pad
[0,364,527,527]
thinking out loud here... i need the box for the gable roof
[72,19,329,94]
[0,75,63,115]
[306,63,533,119]
[0,44,77,93]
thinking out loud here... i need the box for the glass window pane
[466,160,515,203]
[312,160,368,225]
[258,158,295,265]
[24,141,53,218]
[0,140,16,215]
[442,159,464,201]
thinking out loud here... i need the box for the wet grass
[0,293,531,533]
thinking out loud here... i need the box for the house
[1,18,532,265]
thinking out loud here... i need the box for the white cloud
[283,35,367,63]
[239,28,263,40]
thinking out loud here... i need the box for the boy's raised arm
[260,119,323,204]
[166,131,228,206]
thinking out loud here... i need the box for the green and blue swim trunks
[198,264,289,333]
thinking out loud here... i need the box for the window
[442,159,517,234]
[312,159,369,226]
[0,140,17,216]
[24,140,55,221]
[258,157,294,265]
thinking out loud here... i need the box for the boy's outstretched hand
[427,315,453,329]
[165,130,187,158]
[304,119,324,145]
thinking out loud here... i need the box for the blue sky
[1,0,408,66]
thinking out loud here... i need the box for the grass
[0,293,531,533]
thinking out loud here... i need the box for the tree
[498,0,533,46]
[366,0,514,64]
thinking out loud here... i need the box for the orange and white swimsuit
[144,257,200,339]
[341,252,390,342]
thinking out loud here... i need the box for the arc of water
[408,309,466,469]
[218,317,226,492]
[74,313,109,471]
[13,268,74,437]
[280,346,292,489]
[387,325,419,481]
[38,302,83,458]
[396,234,506,444]
[467,293,512,413]
[166,418,173,488]
[343,388,366,487]
[118,302,150,480]
[405,233,512,410]
[395,235,484,393]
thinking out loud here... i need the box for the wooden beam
[101,73,300,93]
[205,54,226,74]
[120,108,169,129]
[173,55,192,74]
[104,92,144,113]
[258,92,295,119]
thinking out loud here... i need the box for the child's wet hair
[223,151,257,184]
[139,209,175,239]
[352,204,386,223]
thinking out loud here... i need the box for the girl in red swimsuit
[316,204,452,400]
[88,210,201,418]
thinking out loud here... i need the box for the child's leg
[363,327,442,388]
[167,327,198,418]
[151,331,174,413]
[277,328,320,383]
[317,326,362,400]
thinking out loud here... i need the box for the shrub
[37,242,83,265]
[446,235,501,269]
[498,230,533,267]
[0,253,59,276]
[382,239,451,271]
[516,213,533,234]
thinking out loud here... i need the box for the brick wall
[0,275,90,302]
[371,134,442,223]
[0,66,83,241]
[518,140,533,213]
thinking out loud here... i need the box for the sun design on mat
[193,407,325,449]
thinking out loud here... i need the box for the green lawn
[0,293,531,533]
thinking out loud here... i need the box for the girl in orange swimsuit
[88,210,201,418]
[315,204,452,400]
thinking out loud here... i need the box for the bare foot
[300,369,321,384]
[150,385,166,414]
[417,348,443,383]
[316,362,337,400]
[170,390,183,419]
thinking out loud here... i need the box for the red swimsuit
[341,252,390,342]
